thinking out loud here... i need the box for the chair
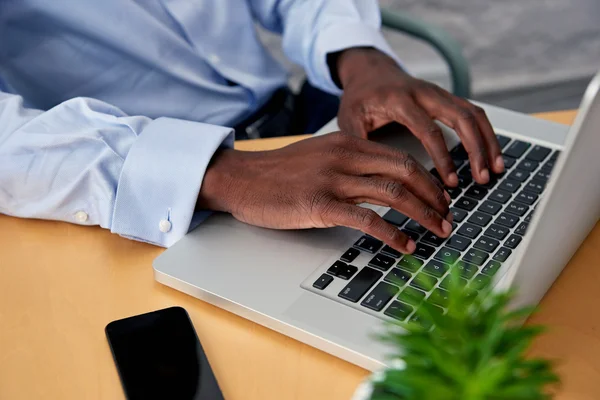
[381,8,472,98]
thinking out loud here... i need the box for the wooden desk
[1,110,599,400]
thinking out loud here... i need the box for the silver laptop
[154,72,600,371]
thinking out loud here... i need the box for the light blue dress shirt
[0,0,399,247]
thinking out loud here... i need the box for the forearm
[0,92,233,247]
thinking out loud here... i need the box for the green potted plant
[353,264,559,400]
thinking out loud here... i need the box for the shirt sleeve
[0,92,233,247]
[248,0,402,95]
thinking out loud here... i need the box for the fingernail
[480,168,490,182]
[442,220,452,235]
[444,190,451,203]
[406,240,416,254]
[448,173,459,187]
[495,155,505,171]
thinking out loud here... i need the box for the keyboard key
[450,207,468,223]
[368,254,396,271]
[465,186,488,200]
[337,264,359,280]
[384,268,412,286]
[468,211,492,227]
[410,272,438,292]
[457,223,482,239]
[505,234,522,249]
[526,145,552,162]
[447,235,472,251]
[424,260,450,278]
[484,224,510,240]
[482,260,502,276]
[455,196,478,211]
[354,236,383,253]
[327,261,346,276]
[434,247,461,265]
[524,180,545,195]
[458,163,473,178]
[414,243,436,259]
[470,274,492,290]
[524,211,534,223]
[361,282,400,311]
[457,174,472,188]
[505,201,529,217]
[401,229,420,242]
[383,209,409,226]
[405,220,426,234]
[496,134,511,149]
[498,179,521,193]
[421,232,446,247]
[463,248,489,266]
[517,159,539,172]
[450,143,468,160]
[488,189,512,204]
[397,255,424,273]
[380,245,401,258]
[440,275,467,289]
[409,314,433,330]
[515,222,529,236]
[508,169,530,182]
[479,200,503,215]
[504,140,530,158]
[446,187,462,199]
[338,267,382,303]
[384,301,414,321]
[493,247,512,262]
[515,191,538,205]
[535,170,552,182]
[478,175,499,189]
[549,150,560,161]
[453,159,465,169]
[340,248,360,263]
[502,155,517,169]
[496,212,519,228]
[429,288,450,307]
[313,274,334,290]
[474,236,500,253]
[456,262,478,278]
[398,287,426,305]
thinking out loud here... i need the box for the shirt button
[159,219,172,233]
[74,211,88,223]
[208,54,220,64]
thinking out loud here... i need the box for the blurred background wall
[261,0,600,113]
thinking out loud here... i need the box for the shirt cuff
[111,117,234,247]
[309,22,404,96]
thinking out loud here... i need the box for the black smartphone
[105,307,224,400]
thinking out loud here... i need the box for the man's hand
[334,47,504,187]
[197,133,453,254]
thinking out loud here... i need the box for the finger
[416,90,490,184]
[454,99,504,174]
[338,103,369,139]
[336,176,453,238]
[323,202,416,253]
[391,104,458,187]
[342,142,450,217]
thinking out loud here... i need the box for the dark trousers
[234,81,340,140]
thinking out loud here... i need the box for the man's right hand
[197,132,453,254]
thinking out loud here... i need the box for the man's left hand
[334,47,505,187]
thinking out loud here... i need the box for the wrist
[335,47,401,89]
[196,148,244,213]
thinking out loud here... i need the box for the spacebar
[338,267,383,303]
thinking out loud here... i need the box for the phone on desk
[105,307,224,400]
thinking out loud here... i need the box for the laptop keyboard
[305,134,560,324]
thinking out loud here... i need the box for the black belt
[233,88,296,140]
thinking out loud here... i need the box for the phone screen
[105,307,224,400]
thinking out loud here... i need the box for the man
[0,1,504,254]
